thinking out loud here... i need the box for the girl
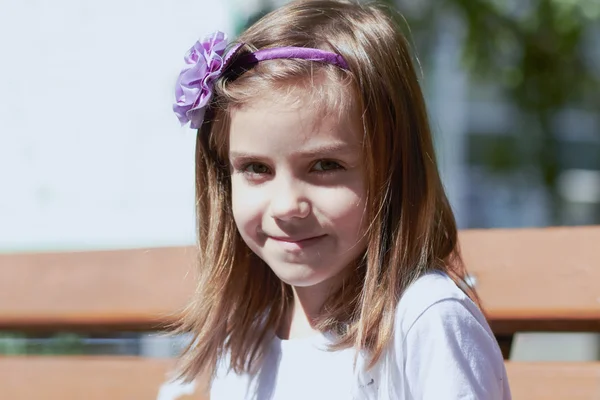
[172,0,511,399]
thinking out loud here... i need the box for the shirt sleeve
[402,298,510,400]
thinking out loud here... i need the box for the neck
[277,272,348,340]
[276,288,322,340]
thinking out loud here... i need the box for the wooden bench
[1,226,599,399]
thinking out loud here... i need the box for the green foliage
[454,0,598,110]
[468,135,524,173]
[0,333,27,355]
[391,0,600,222]
[38,333,84,355]
[0,332,84,355]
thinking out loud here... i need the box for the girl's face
[228,91,367,290]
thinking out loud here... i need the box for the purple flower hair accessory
[173,31,228,129]
[173,31,350,130]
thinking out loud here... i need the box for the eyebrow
[229,142,360,160]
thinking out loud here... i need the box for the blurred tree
[386,0,600,223]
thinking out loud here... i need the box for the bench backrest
[1,226,599,399]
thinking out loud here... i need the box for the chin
[268,262,333,288]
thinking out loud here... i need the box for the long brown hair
[174,0,469,382]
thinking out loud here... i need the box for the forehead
[228,90,362,157]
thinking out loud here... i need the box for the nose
[268,177,311,221]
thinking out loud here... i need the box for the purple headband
[173,31,350,129]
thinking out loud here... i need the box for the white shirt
[210,271,511,399]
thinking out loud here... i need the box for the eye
[312,160,343,172]
[243,162,270,175]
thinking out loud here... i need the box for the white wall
[0,0,234,252]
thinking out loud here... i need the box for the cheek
[318,186,367,238]
[335,195,366,230]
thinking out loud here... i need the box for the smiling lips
[268,234,327,251]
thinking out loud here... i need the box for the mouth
[269,234,326,243]
[267,234,327,250]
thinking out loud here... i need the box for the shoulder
[394,270,500,355]
[393,271,511,399]
[395,270,486,338]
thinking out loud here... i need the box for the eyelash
[312,160,344,172]
[238,160,345,176]
[242,163,270,175]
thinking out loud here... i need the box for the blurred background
[1,0,599,363]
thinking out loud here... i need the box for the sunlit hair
[174,0,473,383]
